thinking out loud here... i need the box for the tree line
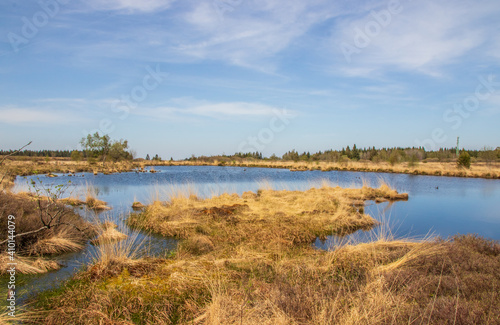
[0,133,134,163]
[187,145,500,165]
[0,149,74,158]
[2,141,498,165]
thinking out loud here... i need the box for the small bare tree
[0,179,92,246]
[1,143,93,246]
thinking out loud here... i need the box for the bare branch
[0,226,48,245]
[0,141,32,166]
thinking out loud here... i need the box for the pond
[7,165,500,303]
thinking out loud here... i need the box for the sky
[0,0,499,159]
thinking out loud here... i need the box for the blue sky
[1,0,499,159]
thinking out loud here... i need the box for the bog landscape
[1,141,499,324]
[1,1,500,324]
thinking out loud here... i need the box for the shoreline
[159,159,500,180]
[2,158,500,187]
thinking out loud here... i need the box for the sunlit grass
[26,182,500,324]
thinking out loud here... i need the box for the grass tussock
[31,235,500,324]
[91,221,128,244]
[132,201,146,209]
[28,229,84,255]
[85,195,110,211]
[128,184,399,252]
[0,254,60,275]
[57,197,86,206]
[88,231,154,280]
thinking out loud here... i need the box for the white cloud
[187,102,278,117]
[36,1,351,72]
[86,0,176,13]
[136,101,292,120]
[333,0,500,77]
[175,0,341,71]
[0,107,80,124]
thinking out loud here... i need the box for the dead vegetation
[91,221,127,244]
[0,191,94,275]
[169,159,500,179]
[0,158,137,179]
[127,185,386,252]
[30,234,500,325]
[25,183,500,324]
[132,201,146,209]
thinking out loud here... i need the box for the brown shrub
[0,192,92,254]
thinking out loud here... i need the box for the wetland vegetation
[1,142,499,324]
[25,184,500,324]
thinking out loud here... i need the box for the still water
[8,165,500,302]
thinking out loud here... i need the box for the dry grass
[0,308,32,324]
[28,229,84,255]
[85,191,111,211]
[0,158,137,179]
[58,197,86,206]
[32,235,500,324]
[0,254,60,275]
[132,201,146,209]
[169,159,500,179]
[28,185,500,324]
[127,183,403,253]
[91,221,128,244]
[0,191,93,254]
[0,191,93,277]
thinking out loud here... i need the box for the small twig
[0,141,32,165]
[0,226,48,245]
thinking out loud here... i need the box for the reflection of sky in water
[14,166,500,240]
[8,166,500,303]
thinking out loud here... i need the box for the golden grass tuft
[29,229,84,255]
[58,197,86,206]
[85,196,110,211]
[128,184,403,255]
[92,221,128,244]
[132,201,146,209]
[0,255,60,275]
[179,235,215,255]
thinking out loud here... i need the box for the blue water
[7,165,500,302]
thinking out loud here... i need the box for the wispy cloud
[175,0,341,71]
[45,1,344,72]
[86,0,176,13]
[333,0,499,77]
[0,107,81,124]
[137,100,290,120]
